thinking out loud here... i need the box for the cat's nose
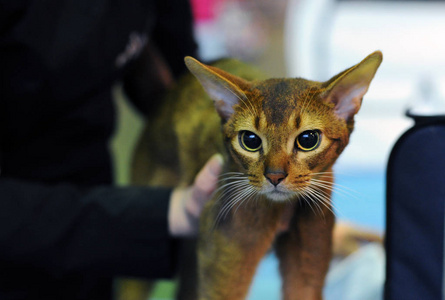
[265,172,287,187]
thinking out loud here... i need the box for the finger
[193,153,223,198]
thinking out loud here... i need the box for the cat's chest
[276,203,297,234]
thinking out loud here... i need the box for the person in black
[0,0,222,299]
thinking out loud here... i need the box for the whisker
[299,188,321,215]
[213,179,255,227]
[306,186,337,213]
[308,186,342,220]
[313,170,357,177]
[218,176,247,183]
[214,184,251,209]
[233,188,257,215]
[304,186,337,218]
[227,186,255,209]
[310,179,361,201]
[311,180,359,198]
[215,186,256,228]
[214,186,250,215]
[221,187,251,216]
[214,187,247,228]
[301,188,325,218]
[215,179,249,195]
[218,172,245,178]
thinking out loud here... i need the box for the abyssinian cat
[131,51,382,299]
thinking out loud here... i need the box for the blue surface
[332,171,386,232]
[248,170,386,299]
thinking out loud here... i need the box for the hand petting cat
[168,154,224,236]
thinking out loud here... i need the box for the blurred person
[0,0,222,299]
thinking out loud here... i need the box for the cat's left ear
[322,51,383,121]
[185,57,250,120]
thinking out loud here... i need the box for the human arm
[122,0,198,115]
[0,154,222,278]
[0,179,175,278]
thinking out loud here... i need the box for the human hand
[168,154,223,237]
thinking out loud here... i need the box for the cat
[131,51,382,300]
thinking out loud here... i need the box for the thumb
[168,154,223,237]
[187,154,224,218]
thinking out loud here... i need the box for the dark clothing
[0,0,197,298]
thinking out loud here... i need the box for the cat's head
[185,52,382,202]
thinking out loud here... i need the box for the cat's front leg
[198,200,283,300]
[275,198,334,300]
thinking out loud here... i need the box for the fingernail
[212,153,224,165]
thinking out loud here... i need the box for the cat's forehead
[251,78,320,126]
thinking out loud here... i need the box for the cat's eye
[296,130,321,152]
[239,131,262,152]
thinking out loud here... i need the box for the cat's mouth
[262,185,295,202]
[253,175,312,202]
[267,190,294,202]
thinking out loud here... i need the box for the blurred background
[111,0,445,299]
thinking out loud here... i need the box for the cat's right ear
[185,57,249,120]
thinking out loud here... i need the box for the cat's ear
[185,56,249,120]
[322,51,382,121]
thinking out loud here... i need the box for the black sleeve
[0,178,176,279]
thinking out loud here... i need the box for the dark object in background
[0,0,197,299]
[385,112,445,300]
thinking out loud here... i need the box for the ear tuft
[322,51,383,121]
[185,56,248,120]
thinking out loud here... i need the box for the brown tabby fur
[132,51,382,300]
